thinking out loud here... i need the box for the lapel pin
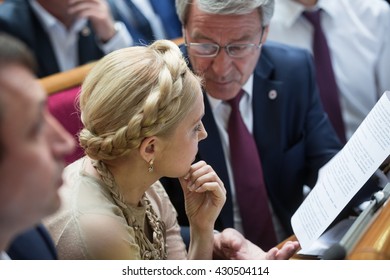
[268,89,277,100]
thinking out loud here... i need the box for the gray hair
[176,0,274,27]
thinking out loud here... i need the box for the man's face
[0,64,75,235]
[184,4,268,100]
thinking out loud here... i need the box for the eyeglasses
[184,28,265,58]
[186,42,262,58]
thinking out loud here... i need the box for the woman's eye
[194,123,202,132]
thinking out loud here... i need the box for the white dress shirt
[207,75,288,242]
[30,0,131,72]
[268,0,390,140]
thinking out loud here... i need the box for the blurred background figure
[113,0,182,43]
[0,33,75,260]
[267,0,390,143]
[0,0,131,77]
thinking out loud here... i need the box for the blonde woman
[44,40,298,260]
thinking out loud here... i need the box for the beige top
[44,158,187,260]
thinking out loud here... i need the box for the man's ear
[182,27,186,39]
[261,25,270,44]
[139,136,156,163]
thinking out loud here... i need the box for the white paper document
[291,91,390,250]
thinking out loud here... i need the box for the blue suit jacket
[161,42,342,236]
[117,0,181,43]
[149,0,181,39]
[7,224,57,260]
[0,0,123,78]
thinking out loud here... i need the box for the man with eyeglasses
[160,0,343,251]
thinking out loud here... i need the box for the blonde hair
[79,40,202,161]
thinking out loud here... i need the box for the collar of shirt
[206,74,254,133]
[29,0,87,34]
[207,75,253,110]
[274,0,337,28]
[0,251,10,260]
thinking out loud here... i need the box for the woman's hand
[179,161,226,231]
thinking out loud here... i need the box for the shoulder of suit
[263,41,311,60]
[0,0,30,14]
[0,0,31,24]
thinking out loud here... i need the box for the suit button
[81,27,91,37]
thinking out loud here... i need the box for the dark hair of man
[0,32,37,159]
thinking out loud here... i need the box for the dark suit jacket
[0,0,123,78]
[149,0,181,39]
[161,42,342,237]
[116,0,181,43]
[7,224,57,260]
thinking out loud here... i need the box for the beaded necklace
[92,160,167,260]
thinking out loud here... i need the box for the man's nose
[211,49,233,76]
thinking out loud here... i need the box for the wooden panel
[39,62,95,95]
[347,199,390,259]
[278,199,390,260]
[172,37,184,45]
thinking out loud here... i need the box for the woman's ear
[139,136,156,163]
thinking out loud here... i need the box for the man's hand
[213,228,299,260]
[69,0,116,42]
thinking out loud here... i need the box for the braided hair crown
[78,40,201,161]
